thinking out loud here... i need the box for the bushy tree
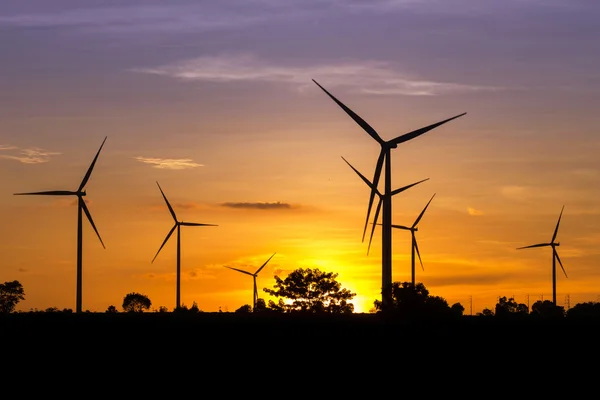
[122,292,152,313]
[235,304,252,313]
[451,302,465,317]
[0,280,26,313]
[175,301,201,313]
[263,268,355,313]
[530,300,565,319]
[495,296,529,317]
[477,308,495,317]
[567,301,600,319]
[373,282,454,319]
[106,305,118,313]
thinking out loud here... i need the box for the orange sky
[2,1,600,314]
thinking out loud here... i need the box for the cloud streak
[221,201,293,210]
[0,146,61,164]
[133,53,502,96]
[135,156,203,170]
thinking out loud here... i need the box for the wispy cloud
[0,146,61,164]
[133,53,502,96]
[135,156,203,170]
[468,207,484,216]
[221,201,293,210]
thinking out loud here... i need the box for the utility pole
[526,294,530,312]
[469,295,472,316]
[565,294,570,310]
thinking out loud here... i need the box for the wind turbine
[517,205,567,305]
[390,193,436,286]
[224,252,276,310]
[314,79,465,307]
[14,136,107,313]
[152,181,217,310]
[341,156,429,257]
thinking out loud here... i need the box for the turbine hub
[388,143,398,149]
[79,190,87,197]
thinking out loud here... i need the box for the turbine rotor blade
[341,157,378,193]
[363,150,385,242]
[312,79,385,145]
[152,224,177,263]
[516,243,551,250]
[14,190,77,196]
[413,193,436,228]
[255,252,276,275]
[224,266,253,276]
[391,224,411,230]
[551,205,565,243]
[78,136,107,192]
[554,249,567,278]
[180,222,218,227]
[413,234,424,272]
[390,178,429,197]
[156,181,178,222]
[80,198,105,249]
[367,197,382,256]
[389,113,466,147]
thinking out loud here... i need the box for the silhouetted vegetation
[263,267,355,313]
[122,292,152,313]
[0,280,25,313]
[373,282,460,320]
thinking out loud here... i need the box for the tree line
[3,268,600,319]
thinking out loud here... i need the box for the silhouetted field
[3,312,600,377]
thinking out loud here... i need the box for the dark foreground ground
[3,312,600,388]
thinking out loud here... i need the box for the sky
[2,0,600,314]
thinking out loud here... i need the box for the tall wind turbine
[314,79,465,307]
[152,181,217,310]
[224,252,276,310]
[341,156,428,257]
[390,193,436,286]
[14,136,107,313]
[517,205,567,305]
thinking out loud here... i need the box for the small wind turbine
[390,193,436,286]
[517,205,567,305]
[14,136,107,313]
[152,181,217,310]
[341,156,429,256]
[224,252,276,310]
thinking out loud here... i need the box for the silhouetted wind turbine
[341,156,429,257]
[14,136,107,313]
[517,205,567,305]
[314,78,465,307]
[152,181,217,310]
[390,193,436,286]
[224,252,276,310]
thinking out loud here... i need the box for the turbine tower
[14,136,107,313]
[152,181,217,310]
[517,205,567,305]
[313,79,465,308]
[341,156,429,257]
[390,193,436,286]
[224,252,276,310]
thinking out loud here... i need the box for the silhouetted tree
[156,306,169,313]
[263,268,355,313]
[236,304,252,313]
[530,300,565,319]
[0,280,25,313]
[267,298,285,312]
[477,308,494,317]
[567,301,600,319]
[373,282,454,319]
[106,305,118,313]
[495,296,529,318]
[254,298,269,312]
[122,292,152,313]
[451,302,465,317]
[45,307,60,313]
[175,301,201,314]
